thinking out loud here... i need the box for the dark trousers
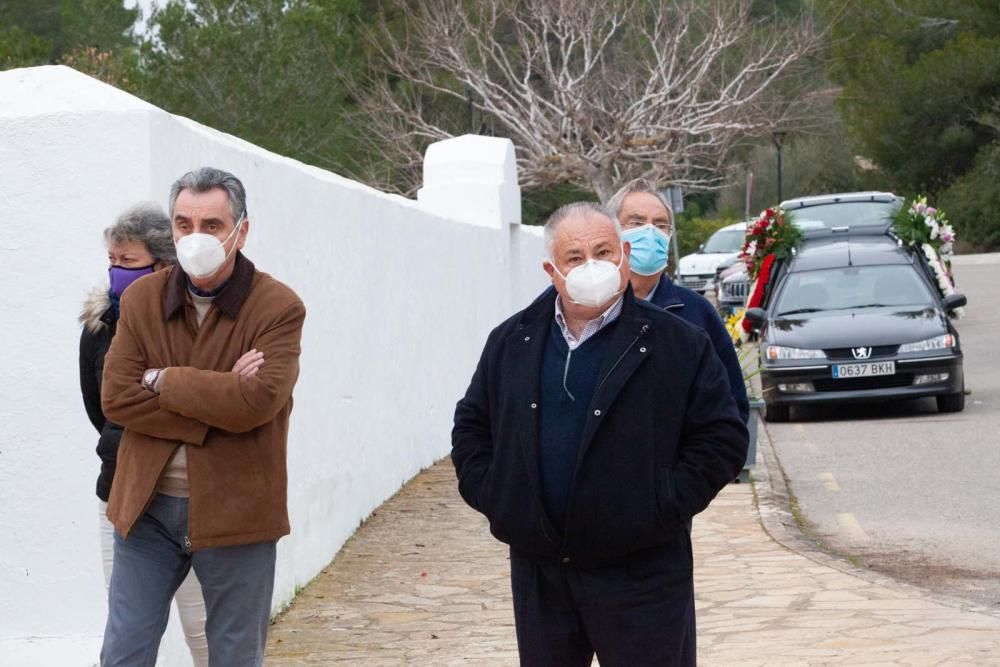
[510,541,696,667]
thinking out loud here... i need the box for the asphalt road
[763,254,1000,609]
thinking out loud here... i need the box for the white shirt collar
[553,293,625,351]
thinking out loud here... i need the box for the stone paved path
[267,457,1000,666]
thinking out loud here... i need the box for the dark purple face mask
[109,265,154,297]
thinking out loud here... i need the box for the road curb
[749,416,1000,618]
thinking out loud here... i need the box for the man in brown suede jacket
[100,167,305,666]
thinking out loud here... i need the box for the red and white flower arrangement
[739,207,802,332]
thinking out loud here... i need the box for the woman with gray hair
[78,203,209,666]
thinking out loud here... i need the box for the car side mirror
[698,243,705,251]
[944,293,967,311]
[744,307,767,328]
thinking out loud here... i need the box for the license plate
[832,361,895,379]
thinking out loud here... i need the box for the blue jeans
[101,494,276,667]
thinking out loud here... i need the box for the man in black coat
[452,202,748,666]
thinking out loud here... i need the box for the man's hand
[232,349,265,377]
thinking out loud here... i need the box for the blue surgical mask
[622,225,670,276]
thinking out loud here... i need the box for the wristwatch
[142,368,162,392]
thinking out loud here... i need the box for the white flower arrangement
[908,197,956,259]
[894,196,962,316]
[922,243,964,319]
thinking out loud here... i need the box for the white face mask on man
[549,247,625,309]
[175,212,245,278]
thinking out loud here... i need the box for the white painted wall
[0,66,549,666]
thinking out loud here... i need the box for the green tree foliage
[0,25,50,66]
[826,0,1000,249]
[0,0,138,68]
[521,183,597,227]
[939,144,1000,250]
[716,118,865,215]
[135,0,364,173]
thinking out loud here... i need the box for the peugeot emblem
[851,346,873,360]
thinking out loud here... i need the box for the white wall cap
[418,135,521,229]
[422,134,517,186]
[0,65,159,118]
[418,181,520,229]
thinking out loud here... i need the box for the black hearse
[744,193,967,422]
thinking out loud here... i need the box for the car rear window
[787,201,900,231]
[702,228,745,253]
[775,265,934,315]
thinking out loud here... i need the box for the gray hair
[605,178,673,228]
[168,167,247,222]
[543,201,621,257]
[104,203,176,263]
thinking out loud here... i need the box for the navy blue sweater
[539,318,617,531]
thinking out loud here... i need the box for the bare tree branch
[885,0,960,31]
[343,0,823,200]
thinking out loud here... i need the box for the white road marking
[837,513,871,544]
[819,472,840,492]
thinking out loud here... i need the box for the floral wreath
[739,207,802,332]
[893,196,963,318]
[740,208,802,280]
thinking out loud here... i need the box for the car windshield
[787,201,900,231]
[775,265,934,316]
[702,228,745,253]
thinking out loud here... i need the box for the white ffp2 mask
[175,213,245,278]
[550,249,625,308]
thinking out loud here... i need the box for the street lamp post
[772,131,787,203]
[466,84,474,134]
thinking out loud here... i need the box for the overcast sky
[124,0,157,33]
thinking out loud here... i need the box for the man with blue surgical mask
[453,202,747,666]
[608,179,749,423]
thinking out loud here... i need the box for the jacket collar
[163,251,255,320]
[648,273,685,311]
[520,284,559,328]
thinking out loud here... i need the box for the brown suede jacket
[102,253,306,549]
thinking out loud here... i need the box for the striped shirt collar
[554,293,625,351]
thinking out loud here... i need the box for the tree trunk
[591,173,615,204]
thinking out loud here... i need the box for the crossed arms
[101,300,306,444]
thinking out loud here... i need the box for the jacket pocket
[476,466,495,517]
[655,465,682,532]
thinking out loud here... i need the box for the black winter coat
[647,275,750,424]
[79,288,122,502]
[452,286,748,567]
